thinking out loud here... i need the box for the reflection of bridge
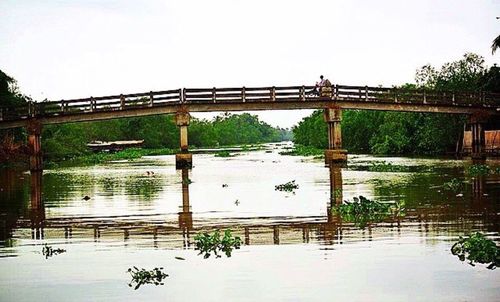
[1,84,499,171]
[7,166,497,247]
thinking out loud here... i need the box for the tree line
[293,53,500,155]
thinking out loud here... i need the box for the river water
[0,142,499,301]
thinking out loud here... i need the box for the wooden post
[212,87,216,103]
[27,119,43,172]
[300,86,305,101]
[242,87,246,102]
[271,86,276,101]
[149,91,154,107]
[120,94,125,110]
[365,86,368,101]
[90,97,95,112]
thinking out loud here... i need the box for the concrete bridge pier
[324,108,347,165]
[27,119,43,172]
[175,111,193,169]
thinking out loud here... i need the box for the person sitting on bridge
[309,75,333,97]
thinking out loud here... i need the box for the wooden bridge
[1,84,499,170]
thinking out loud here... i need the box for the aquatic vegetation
[182,176,192,185]
[275,180,299,193]
[194,229,242,259]
[442,178,463,192]
[368,161,409,172]
[215,151,233,157]
[331,196,405,228]
[42,244,66,259]
[127,267,168,290]
[451,233,500,270]
[466,164,491,176]
[279,145,323,157]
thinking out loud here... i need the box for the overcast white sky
[1,0,499,128]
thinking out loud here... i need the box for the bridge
[1,84,499,170]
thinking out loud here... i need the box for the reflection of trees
[124,176,162,203]
[0,169,29,244]
[40,172,164,205]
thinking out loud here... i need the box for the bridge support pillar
[324,108,347,165]
[469,114,486,161]
[27,119,43,172]
[175,111,192,169]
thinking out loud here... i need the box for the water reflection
[0,152,498,249]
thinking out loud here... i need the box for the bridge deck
[1,84,499,129]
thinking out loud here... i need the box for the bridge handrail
[0,84,499,122]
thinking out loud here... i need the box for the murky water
[0,143,499,301]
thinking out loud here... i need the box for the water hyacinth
[275,180,299,193]
[451,233,500,270]
[331,196,405,228]
[194,229,242,259]
[127,267,168,290]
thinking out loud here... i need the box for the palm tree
[492,34,500,55]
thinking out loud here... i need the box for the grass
[127,267,168,290]
[451,233,500,269]
[331,196,405,228]
[194,229,242,259]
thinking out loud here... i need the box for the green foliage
[127,267,168,290]
[194,229,242,259]
[275,180,299,193]
[42,244,66,259]
[368,162,409,172]
[40,112,285,163]
[279,144,323,156]
[331,196,405,228]
[293,53,497,155]
[442,178,463,192]
[451,233,500,269]
[214,150,232,157]
[466,164,491,176]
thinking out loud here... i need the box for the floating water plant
[451,233,500,270]
[275,180,299,193]
[42,244,66,259]
[215,151,232,157]
[442,178,463,192]
[331,196,405,228]
[368,161,408,172]
[466,164,491,176]
[127,267,168,290]
[194,229,242,259]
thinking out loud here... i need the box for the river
[0,142,499,301]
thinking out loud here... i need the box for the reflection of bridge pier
[178,168,193,247]
[29,171,45,239]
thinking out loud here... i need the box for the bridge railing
[1,85,499,122]
[0,89,181,121]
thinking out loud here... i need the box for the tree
[492,34,500,55]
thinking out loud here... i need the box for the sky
[0,0,499,128]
